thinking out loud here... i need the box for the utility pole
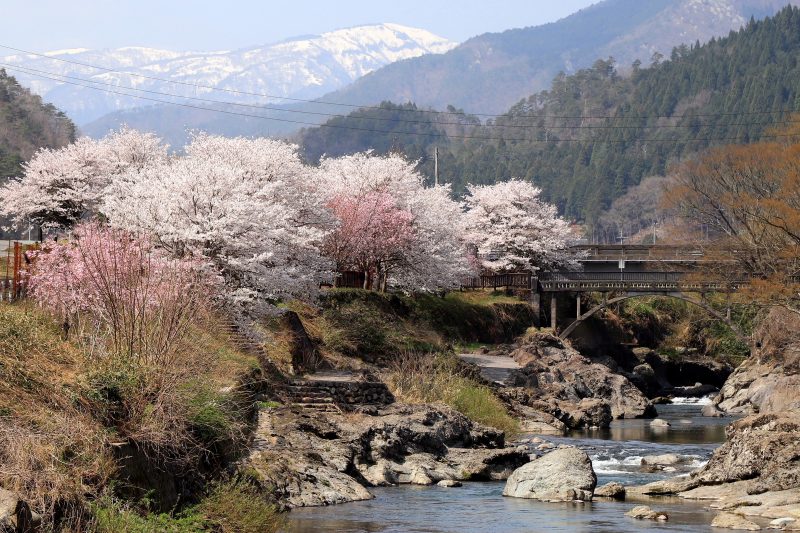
[434,146,439,186]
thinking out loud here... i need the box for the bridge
[467,245,748,342]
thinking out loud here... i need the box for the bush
[318,289,535,363]
[92,482,283,533]
[197,481,283,533]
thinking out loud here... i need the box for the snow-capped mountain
[0,24,456,125]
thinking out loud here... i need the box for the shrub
[93,481,283,533]
[197,481,283,533]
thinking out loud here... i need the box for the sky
[2,0,599,52]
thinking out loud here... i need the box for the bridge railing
[571,245,707,261]
[538,270,748,292]
[461,272,533,290]
[539,271,686,283]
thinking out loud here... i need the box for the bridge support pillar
[529,292,541,327]
[550,294,558,331]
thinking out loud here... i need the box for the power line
[1,62,798,134]
[1,42,797,122]
[5,64,800,146]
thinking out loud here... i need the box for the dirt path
[458,352,520,384]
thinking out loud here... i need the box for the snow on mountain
[0,24,456,125]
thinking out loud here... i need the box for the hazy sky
[3,0,598,52]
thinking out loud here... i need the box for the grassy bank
[0,302,277,532]
[589,294,756,364]
[383,352,519,437]
[269,288,535,366]
[263,289,529,437]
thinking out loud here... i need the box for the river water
[285,400,733,533]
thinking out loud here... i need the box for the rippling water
[284,402,735,533]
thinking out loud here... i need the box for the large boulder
[710,512,761,531]
[508,333,655,419]
[715,308,800,415]
[503,447,597,502]
[594,482,626,499]
[566,398,613,429]
[695,412,800,493]
[625,505,669,521]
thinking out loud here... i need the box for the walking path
[458,352,521,384]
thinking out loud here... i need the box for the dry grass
[447,290,523,306]
[0,302,115,528]
[384,352,519,438]
[0,302,264,530]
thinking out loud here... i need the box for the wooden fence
[330,271,367,289]
[0,241,39,302]
[461,272,534,290]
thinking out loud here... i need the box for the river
[285,399,734,532]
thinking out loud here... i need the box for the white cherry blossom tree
[0,127,166,231]
[465,179,576,272]
[104,133,332,305]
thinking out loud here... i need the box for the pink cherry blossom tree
[324,192,414,290]
[316,152,473,291]
[27,222,213,366]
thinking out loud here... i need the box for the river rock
[437,480,462,488]
[711,512,762,530]
[641,454,684,467]
[503,447,596,502]
[594,482,626,499]
[696,412,800,493]
[361,460,397,487]
[625,505,669,521]
[566,398,613,429]
[445,448,530,481]
[770,517,796,528]
[242,403,527,508]
[715,308,800,415]
[650,418,671,427]
[507,333,655,419]
[633,363,656,380]
[702,404,725,417]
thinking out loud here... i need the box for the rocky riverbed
[624,308,800,530]
[241,403,530,508]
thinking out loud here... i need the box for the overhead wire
[0,42,797,122]
[1,58,799,145]
[2,62,798,132]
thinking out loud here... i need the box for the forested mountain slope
[299,6,800,225]
[0,69,74,181]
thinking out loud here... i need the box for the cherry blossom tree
[0,128,166,231]
[27,222,212,365]
[316,152,473,291]
[465,179,576,272]
[324,192,414,289]
[103,133,332,306]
